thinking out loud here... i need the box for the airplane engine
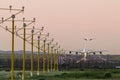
[93,52,96,55]
[76,52,78,54]
[100,51,102,54]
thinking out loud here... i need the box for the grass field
[0,69,120,80]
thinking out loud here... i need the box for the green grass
[0,69,120,80]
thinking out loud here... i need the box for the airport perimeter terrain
[0,69,120,80]
[0,52,120,80]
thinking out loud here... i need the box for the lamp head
[23,23,26,27]
[52,38,54,42]
[9,5,12,12]
[38,36,40,39]
[47,33,49,37]
[22,6,24,12]
[41,26,44,31]
[33,18,36,22]
[31,29,34,33]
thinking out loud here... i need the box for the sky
[0,0,120,54]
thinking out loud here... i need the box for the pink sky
[0,0,120,54]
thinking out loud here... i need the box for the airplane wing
[69,49,108,55]
[87,50,108,55]
[69,50,84,54]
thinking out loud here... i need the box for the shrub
[54,74,60,77]
[61,73,67,76]
[5,68,10,71]
[80,68,84,71]
[0,68,2,71]
[112,70,120,74]
[71,73,81,78]
[38,78,45,80]
[61,73,68,78]
[104,72,112,78]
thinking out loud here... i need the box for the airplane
[69,48,105,62]
[69,38,107,63]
